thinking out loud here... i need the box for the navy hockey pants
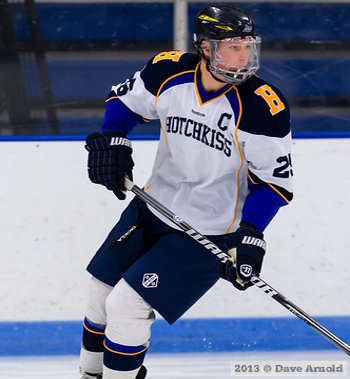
[87,196,230,324]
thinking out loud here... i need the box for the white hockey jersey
[110,51,293,235]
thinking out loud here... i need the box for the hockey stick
[124,178,350,356]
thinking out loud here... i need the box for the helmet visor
[209,36,261,85]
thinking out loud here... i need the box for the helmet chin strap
[205,59,227,84]
[198,44,229,84]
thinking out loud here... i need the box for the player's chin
[212,72,227,82]
[218,67,249,78]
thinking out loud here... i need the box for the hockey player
[80,5,293,378]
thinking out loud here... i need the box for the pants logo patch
[142,273,159,288]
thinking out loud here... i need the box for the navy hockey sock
[82,317,106,352]
[103,337,148,371]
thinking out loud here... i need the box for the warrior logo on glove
[240,264,253,278]
[242,235,266,249]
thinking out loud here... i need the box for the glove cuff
[103,130,126,138]
[238,227,265,252]
[239,221,258,231]
[103,131,132,151]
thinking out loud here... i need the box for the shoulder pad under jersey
[237,75,291,138]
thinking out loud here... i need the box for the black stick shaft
[125,179,350,356]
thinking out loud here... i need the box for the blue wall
[17,56,350,136]
[5,2,350,136]
[10,2,350,43]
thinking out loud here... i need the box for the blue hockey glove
[220,226,266,291]
[85,131,134,200]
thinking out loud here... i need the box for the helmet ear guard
[192,34,210,60]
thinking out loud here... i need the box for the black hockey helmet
[193,5,261,85]
[193,5,256,53]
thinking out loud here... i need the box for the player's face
[217,39,251,68]
[206,36,261,84]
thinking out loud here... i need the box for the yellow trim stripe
[159,120,169,148]
[247,171,258,185]
[215,25,233,31]
[198,15,218,22]
[194,63,202,104]
[83,322,105,336]
[268,183,290,204]
[105,96,118,103]
[103,341,148,356]
[226,86,244,234]
[248,172,290,204]
[104,96,150,124]
[194,63,233,106]
[155,69,196,107]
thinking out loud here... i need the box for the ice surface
[0,350,348,379]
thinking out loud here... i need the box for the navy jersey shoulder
[236,75,291,138]
[140,52,200,96]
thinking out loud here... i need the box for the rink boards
[1,316,350,356]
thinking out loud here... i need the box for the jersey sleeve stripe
[105,95,119,102]
[267,183,291,204]
[106,94,150,123]
[248,170,292,204]
[247,171,258,185]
